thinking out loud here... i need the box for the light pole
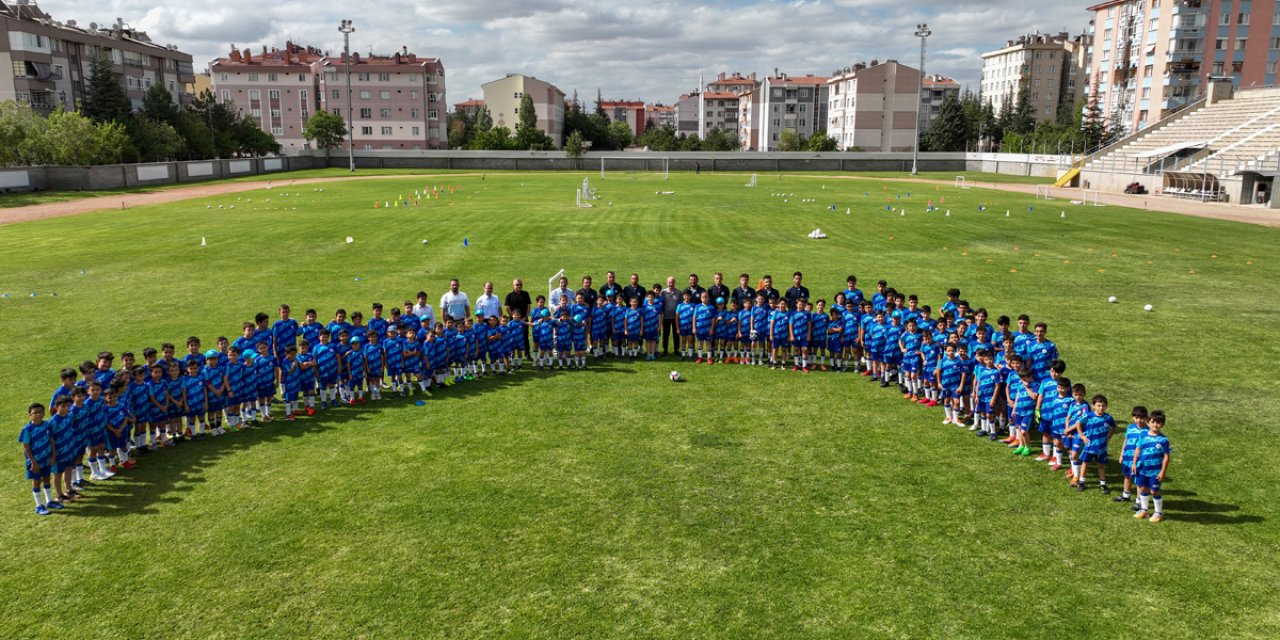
[339,19,356,173]
[911,22,932,176]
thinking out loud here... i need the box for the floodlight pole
[340,19,356,173]
[911,23,932,176]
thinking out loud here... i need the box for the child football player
[20,403,60,515]
[1132,410,1171,523]
[1074,394,1117,493]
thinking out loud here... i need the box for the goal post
[600,156,669,181]
[745,173,758,187]
[955,176,971,189]
[1035,185,1055,200]
[1081,189,1105,207]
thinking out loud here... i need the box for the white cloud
[39,0,1092,106]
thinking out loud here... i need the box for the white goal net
[600,156,669,181]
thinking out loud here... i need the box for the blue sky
[45,0,1093,107]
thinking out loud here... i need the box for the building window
[380,108,391,117]
[410,90,418,100]
[222,90,231,102]
[359,90,370,99]
[357,73,370,81]
[298,73,306,81]
[378,73,390,81]
[381,126,392,135]
[268,73,278,81]
[380,90,391,100]
[269,90,280,100]
[410,108,419,118]
[361,126,372,135]
[248,73,258,81]
[514,92,523,99]
[1238,13,1250,25]
[271,127,283,135]
[428,109,438,119]
[219,73,228,81]
[1237,38,1247,50]
[412,126,420,135]
[249,90,260,101]
[332,89,340,99]
[359,108,371,118]
[333,108,341,115]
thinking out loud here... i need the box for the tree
[564,130,586,159]
[923,94,968,152]
[232,115,282,156]
[447,106,475,149]
[128,115,184,162]
[513,94,554,150]
[637,124,679,151]
[1005,87,1037,136]
[188,89,241,158]
[173,110,214,160]
[777,130,803,151]
[607,119,633,149]
[806,130,838,152]
[43,108,127,165]
[470,126,517,150]
[141,83,179,126]
[702,127,739,151]
[595,88,607,119]
[678,132,702,151]
[81,52,131,124]
[474,104,493,133]
[0,101,48,166]
[303,111,346,158]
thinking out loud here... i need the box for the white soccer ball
[1144,304,1154,312]
[1108,296,1117,304]
[669,370,682,382]
[345,236,354,244]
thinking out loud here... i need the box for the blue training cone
[463,237,469,247]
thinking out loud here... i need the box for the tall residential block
[318,48,447,150]
[481,73,565,148]
[920,74,962,133]
[645,103,675,130]
[210,43,324,152]
[980,31,1089,123]
[0,2,193,114]
[738,72,829,151]
[1085,0,1280,135]
[599,100,646,139]
[826,60,920,152]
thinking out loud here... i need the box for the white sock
[1042,443,1052,455]
[1138,494,1149,510]
[42,485,53,503]
[33,489,44,507]
[1153,497,1163,514]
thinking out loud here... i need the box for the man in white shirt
[440,279,471,321]
[475,281,502,319]
[549,276,573,310]
[412,290,435,328]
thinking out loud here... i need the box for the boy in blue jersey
[607,296,625,358]
[554,310,574,368]
[956,344,977,428]
[232,323,258,359]
[1008,371,1039,455]
[364,331,385,400]
[203,350,229,435]
[253,341,280,419]
[573,308,592,366]
[145,364,171,445]
[103,384,133,472]
[50,368,77,411]
[297,340,319,415]
[751,295,771,366]
[770,299,792,370]
[1061,383,1090,483]
[300,309,323,348]
[1132,410,1171,522]
[623,296,643,361]
[183,337,205,374]
[919,331,941,406]
[126,367,151,451]
[810,301,830,370]
[1039,377,1073,469]
[396,326,420,395]
[880,311,903,387]
[183,360,210,439]
[1115,406,1150,507]
[1024,322,1059,382]
[346,336,368,402]
[826,307,845,372]
[1033,359,1067,461]
[508,312,527,370]
[368,303,389,341]
[676,292,695,360]
[710,299,730,363]
[642,292,661,362]
[1073,394,1117,493]
[971,350,999,435]
[20,403,60,515]
[863,309,886,380]
[271,304,299,357]
[533,305,554,369]
[327,309,352,344]
[82,382,114,481]
[899,319,922,400]
[221,348,246,429]
[280,346,303,420]
[999,353,1026,445]
[788,299,811,372]
[382,326,404,396]
[935,343,966,426]
[694,292,716,364]
[49,397,77,502]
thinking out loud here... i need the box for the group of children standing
[18,277,1172,522]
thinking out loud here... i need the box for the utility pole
[339,19,356,173]
[912,23,932,176]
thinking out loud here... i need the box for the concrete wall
[965,153,1070,178]
[2,156,318,193]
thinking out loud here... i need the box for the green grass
[0,172,1276,639]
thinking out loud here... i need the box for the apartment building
[0,1,194,114]
[739,72,829,151]
[210,43,324,151]
[1085,0,1280,135]
[481,73,565,148]
[645,103,675,130]
[826,60,921,152]
[920,74,962,133]
[318,49,446,150]
[981,31,1088,123]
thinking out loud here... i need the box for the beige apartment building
[481,74,565,148]
[826,60,921,152]
[980,31,1089,123]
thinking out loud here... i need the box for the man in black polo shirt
[622,273,645,304]
[599,271,622,300]
[785,271,810,310]
[683,273,707,303]
[504,278,533,356]
[577,275,599,308]
[708,272,731,304]
[757,274,781,305]
[732,273,756,306]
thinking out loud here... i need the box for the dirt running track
[3,172,1279,228]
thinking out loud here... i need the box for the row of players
[18,282,1172,520]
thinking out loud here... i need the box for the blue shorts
[827,338,843,353]
[1079,450,1108,464]
[696,331,712,342]
[349,377,364,389]
[643,332,657,342]
[283,388,299,402]
[974,400,991,415]
[54,459,76,474]
[107,431,127,450]
[1121,464,1134,480]
[26,460,52,480]
[185,408,205,419]
[536,339,553,351]
[257,385,275,399]
[678,323,693,336]
[1011,412,1031,430]
[386,365,402,377]
[902,357,919,374]
[1135,474,1162,492]
[792,339,808,349]
[575,338,589,350]
[1037,416,1052,434]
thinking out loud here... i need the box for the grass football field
[0,171,1277,639]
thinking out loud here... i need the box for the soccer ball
[1144,304,1154,312]
[669,370,682,382]
[1108,296,1117,304]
